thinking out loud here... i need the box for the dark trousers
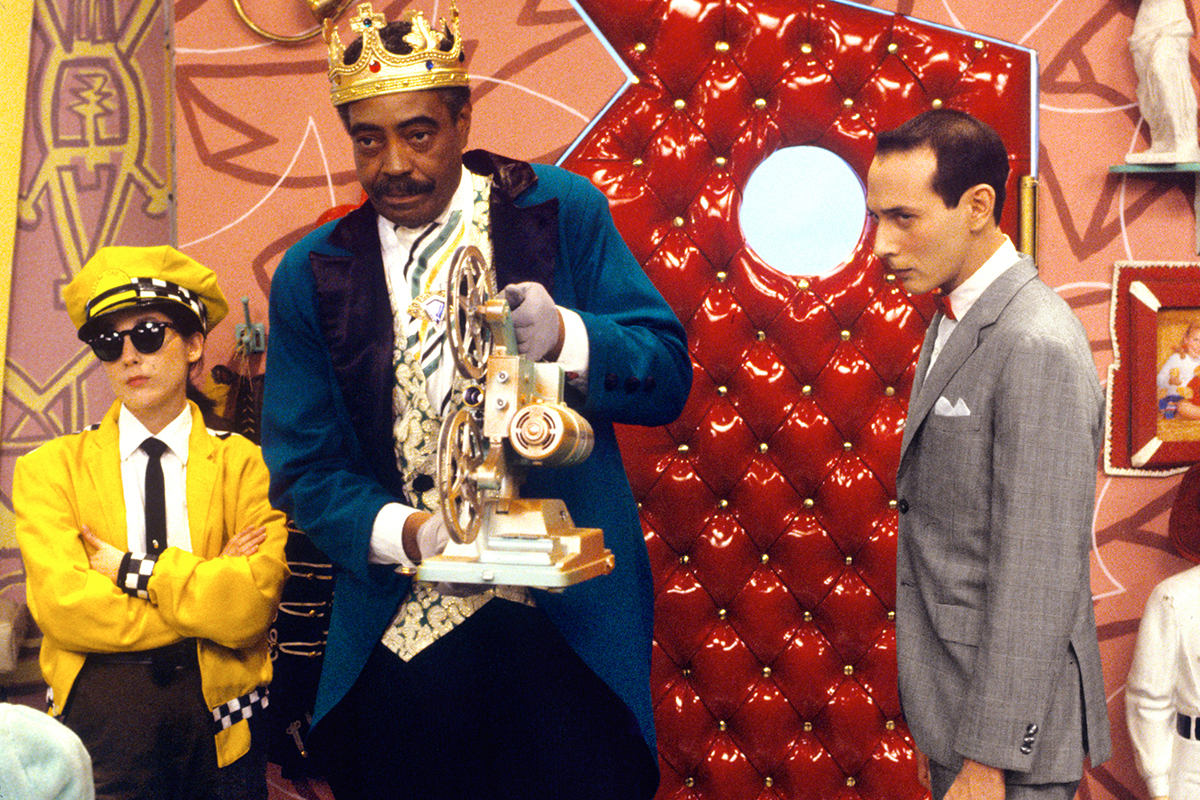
[314,598,658,800]
[61,646,266,800]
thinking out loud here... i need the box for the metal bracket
[234,296,266,354]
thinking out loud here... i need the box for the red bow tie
[939,294,956,321]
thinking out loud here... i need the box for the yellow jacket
[14,401,289,766]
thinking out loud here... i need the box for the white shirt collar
[118,403,193,463]
[944,236,1020,321]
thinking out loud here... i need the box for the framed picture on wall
[1106,261,1200,475]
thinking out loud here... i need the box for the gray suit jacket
[895,256,1112,783]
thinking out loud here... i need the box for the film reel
[446,245,494,381]
[437,407,485,544]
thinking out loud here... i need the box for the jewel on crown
[324,0,469,107]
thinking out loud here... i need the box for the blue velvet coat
[261,151,691,754]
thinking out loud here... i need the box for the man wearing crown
[260,3,691,798]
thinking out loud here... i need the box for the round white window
[739,146,867,278]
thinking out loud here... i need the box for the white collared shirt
[927,235,1020,373]
[118,404,192,553]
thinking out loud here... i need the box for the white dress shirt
[118,403,192,553]
[926,235,1020,374]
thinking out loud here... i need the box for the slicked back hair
[875,109,1009,225]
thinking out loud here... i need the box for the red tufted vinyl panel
[561,2,1034,799]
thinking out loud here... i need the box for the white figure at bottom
[1127,563,1200,800]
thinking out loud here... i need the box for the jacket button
[605,374,618,391]
[624,377,641,393]
[897,499,909,514]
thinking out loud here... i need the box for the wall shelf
[1110,162,1200,253]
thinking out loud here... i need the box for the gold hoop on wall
[231,0,353,43]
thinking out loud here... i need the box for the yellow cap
[64,246,229,340]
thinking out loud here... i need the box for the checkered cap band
[86,278,209,329]
[117,551,158,600]
[212,687,269,732]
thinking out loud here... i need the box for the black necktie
[141,438,168,555]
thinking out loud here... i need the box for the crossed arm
[80,523,267,581]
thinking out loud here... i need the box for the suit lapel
[899,257,1038,466]
[83,403,128,549]
[901,326,938,459]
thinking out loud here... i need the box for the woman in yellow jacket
[14,246,289,800]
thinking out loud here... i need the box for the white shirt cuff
[369,502,420,568]
[556,307,588,389]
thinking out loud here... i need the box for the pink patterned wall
[3,1,1196,799]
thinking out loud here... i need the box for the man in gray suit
[866,109,1111,800]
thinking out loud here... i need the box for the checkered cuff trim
[117,551,158,599]
[212,687,268,732]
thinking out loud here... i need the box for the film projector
[414,245,615,588]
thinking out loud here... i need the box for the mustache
[375,174,435,196]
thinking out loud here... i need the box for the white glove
[503,282,562,362]
[414,513,450,563]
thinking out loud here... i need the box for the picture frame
[1106,261,1200,476]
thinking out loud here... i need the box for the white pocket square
[934,396,971,417]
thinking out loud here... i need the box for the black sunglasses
[87,320,176,362]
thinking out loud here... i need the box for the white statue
[1127,0,1200,164]
[1127,563,1200,800]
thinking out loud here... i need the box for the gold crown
[324,1,469,106]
